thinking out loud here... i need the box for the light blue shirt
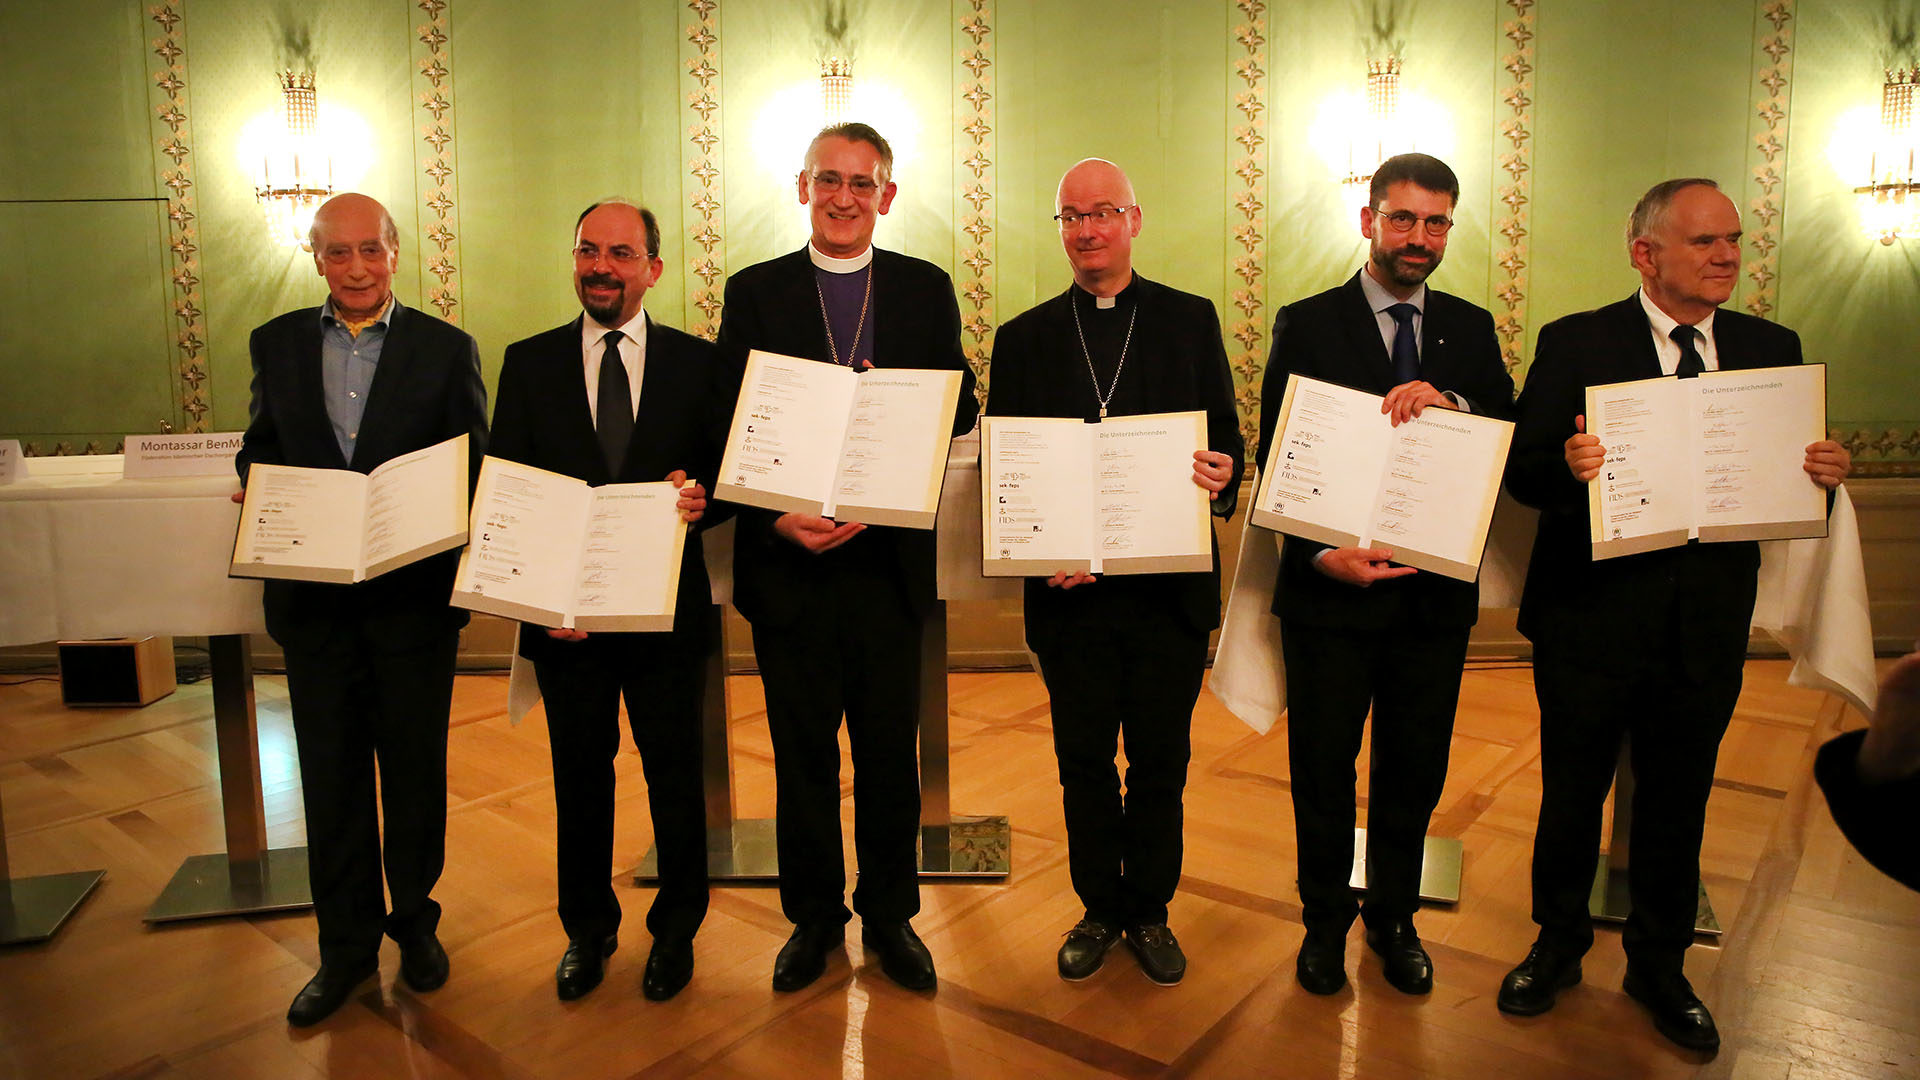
[319,296,396,463]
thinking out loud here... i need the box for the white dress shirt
[1638,287,1720,375]
[581,308,649,428]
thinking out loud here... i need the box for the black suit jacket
[489,314,733,662]
[1506,294,1804,662]
[985,276,1244,648]
[1257,271,1514,630]
[713,247,979,628]
[236,301,488,652]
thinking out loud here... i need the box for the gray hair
[1626,178,1720,247]
[802,122,894,187]
[307,197,398,252]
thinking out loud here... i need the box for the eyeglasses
[321,242,392,264]
[572,244,654,265]
[1375,208,1454,235]
[808,172,882,197]
[1054,205,1135,229]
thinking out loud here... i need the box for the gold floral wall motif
[1742,0,1793,320]
[147,3,208,435]
[955,0,995,402]
[682,0,724,341]
[1493,0,1536,377]
[1839,427,1920,477]
[1227,0,1269,464]
[412,0,463,323]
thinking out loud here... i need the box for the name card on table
[0,440,19,484]
[123,432,245,479]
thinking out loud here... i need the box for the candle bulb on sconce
[256,71,335,250]
[1343,57,1403,200]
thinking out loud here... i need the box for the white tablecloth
[1210,486,1880,734]
[0,456,264,648]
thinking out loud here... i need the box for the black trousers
[1280,622,1468,938]
[1529,640,1742,974]
[532,620,712,946]
[1034,608,1208,927]
[282,627,457,966]
[749,564,923,926]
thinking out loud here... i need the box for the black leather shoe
[862,921,937,991]
[1623,966,1720,1053]
[772,922,845,992]
[555,934,617,1001]
[1056,918,1122,981]
[642,935,694,1001]
[287,958,377,1027]
[398,932,449,993]
[1497,943,1582,1016]
[1296,933,1347,995]
[1364,921,1433,995]
[1124,923,1187,986]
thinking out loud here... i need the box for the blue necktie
[1387,303,1420,384]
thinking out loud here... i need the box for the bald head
[1055,158,1135,214]
[309,193,399,322]
[1055,158,1141,297]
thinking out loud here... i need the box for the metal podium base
[635,815,1013,883]
[1347,829,1463,904]
[146,847,312,923]
[1,870,106,944]
[1588,854,1719,935]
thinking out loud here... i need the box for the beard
[1373,243,1441,288]
[579,273,626,324]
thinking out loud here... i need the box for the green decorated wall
[3,0,1917,474]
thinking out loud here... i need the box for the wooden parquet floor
[2,658,1917,1079]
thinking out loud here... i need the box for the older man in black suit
[714,122,977,993]
[489,199,730,1003]
[1498,178,1851,1053]
[1257,153,1514,998]
[236,192,487,1026]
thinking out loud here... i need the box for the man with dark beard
[489,199,730,1002]
[1256,154,1513,997]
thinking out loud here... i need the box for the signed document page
[1587,364,1825,560]
[831,368,964,528]
[231,434,468,583]
[453,457,684,631]
[1093,412,1212,575]
[1252,376,1510,582]
[1691,364,1826,543]
[981,412,1210,577]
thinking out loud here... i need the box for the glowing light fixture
[1342,58,1403,200]
[255,71,335,250]
[820,57,852,124]
[1855,67,1919,245]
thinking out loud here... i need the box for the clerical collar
[808,242,873,274]
[1074,276,1136,310]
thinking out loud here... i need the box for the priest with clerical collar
[983,157,1244,986]
[713,121,978,995]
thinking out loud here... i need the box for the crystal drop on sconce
[256,71,336,250]
[1344,58,1402,196]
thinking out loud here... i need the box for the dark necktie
[595,330,632,472]
[1387,303,1420,384]
[1671,325,1705,379]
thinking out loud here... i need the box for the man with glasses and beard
[1256,153,1513,998]
[489,199,730,1002]
[714,122,977,993]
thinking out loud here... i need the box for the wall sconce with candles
[1344,57,1403,198]
[255,71,335,250]
[1855,67,1918,245]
